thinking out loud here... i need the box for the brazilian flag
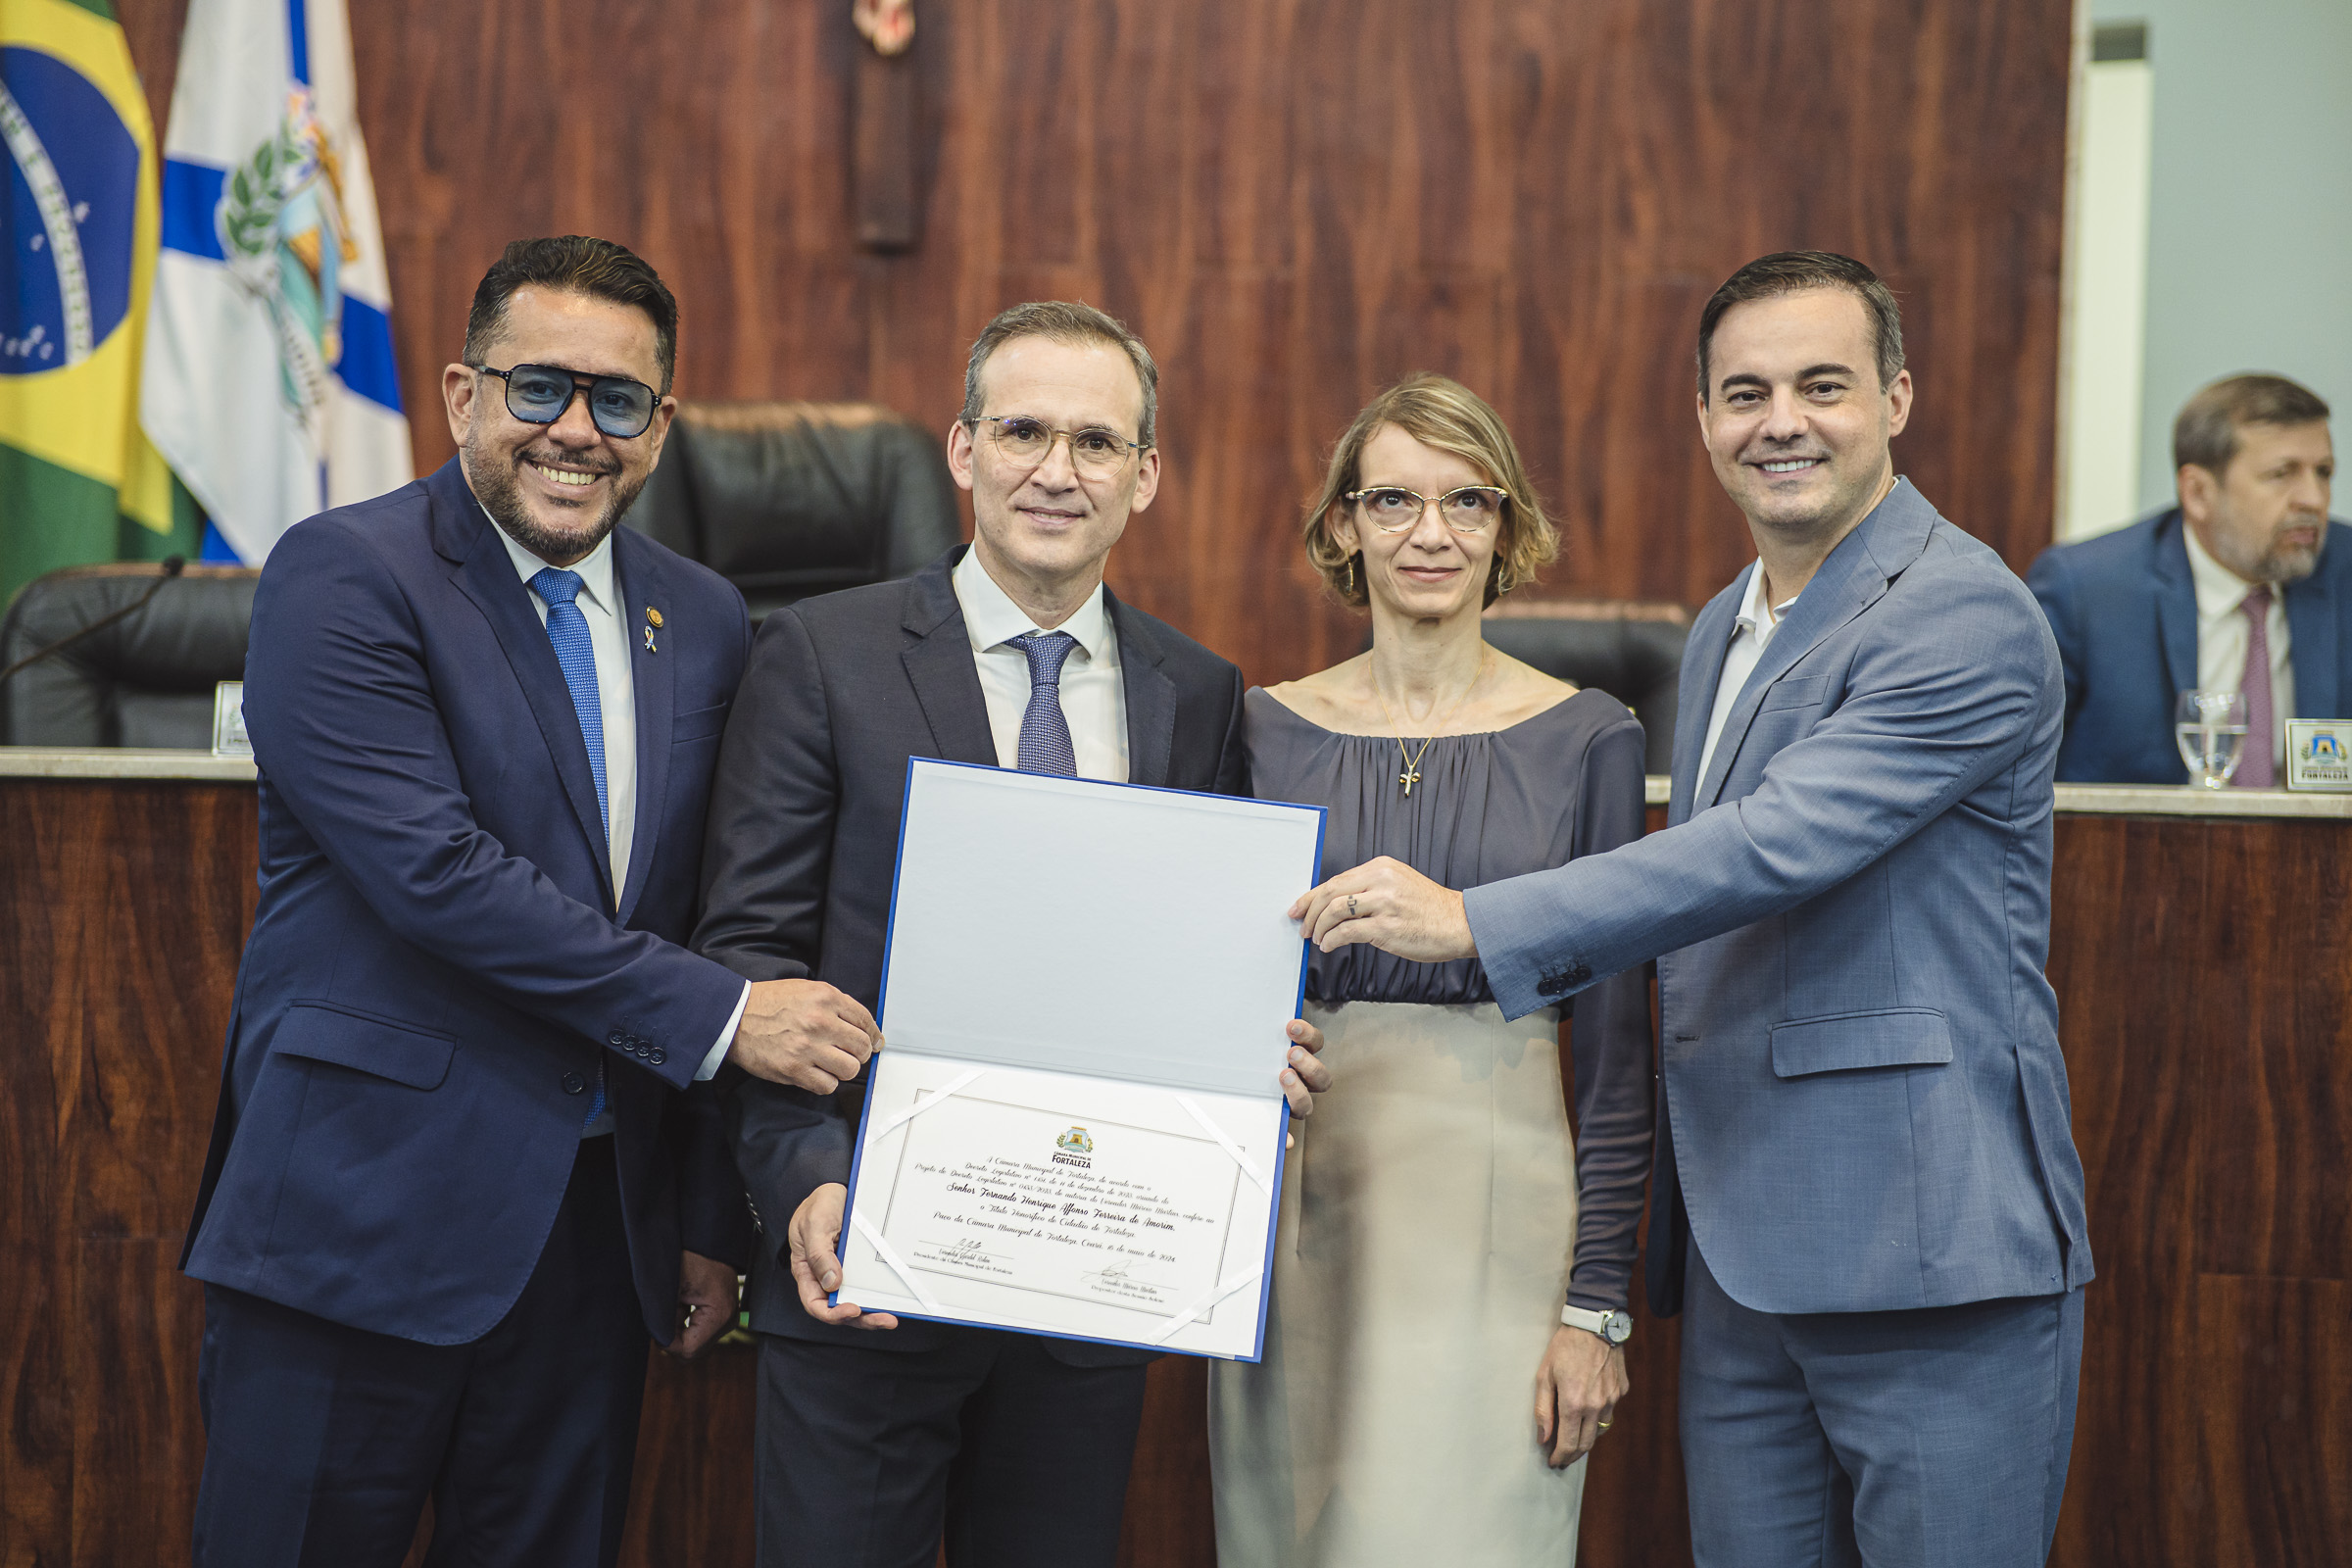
[1,0,200,609]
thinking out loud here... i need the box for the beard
[2251,525,2324,584]
[466,435,647,564]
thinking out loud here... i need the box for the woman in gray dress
[1208,374,1654,1566]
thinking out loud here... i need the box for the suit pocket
[270,1003,456,1091]
[1770,1007,1951,1078]
[1756,675,1829,714]
[671,702,730,743]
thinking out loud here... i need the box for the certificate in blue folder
[834,760,1325,1360]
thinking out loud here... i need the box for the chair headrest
[623,401,962,617]
[1480,599,1693,775]
[1,564,259,747]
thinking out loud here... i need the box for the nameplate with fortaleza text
[2285,720,2352,791]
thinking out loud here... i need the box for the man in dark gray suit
[694,301,1329,1568]
[1296,254,2091,1568]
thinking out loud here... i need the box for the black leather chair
[621,400,963,621]
[1479,599,1692,775]
[0,564,259,748]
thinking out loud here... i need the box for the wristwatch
[1561,1303,1634,1346]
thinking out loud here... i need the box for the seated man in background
[2029,373,2341,784]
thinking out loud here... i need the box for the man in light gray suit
[1293,251,2091,1568]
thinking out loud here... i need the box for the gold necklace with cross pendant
[1369,650,1489,796]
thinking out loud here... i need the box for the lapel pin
[644,606,662,653]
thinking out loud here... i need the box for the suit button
[1537,975,1563,997]
[563,1072,586,1095]
[1567,962,1592,985]
[608,1031,626,1047]
[649,1048,667,1066]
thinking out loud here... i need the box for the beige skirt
[1208,1000,1585,1568]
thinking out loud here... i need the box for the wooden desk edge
[7,751,2350,819]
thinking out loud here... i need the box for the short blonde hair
[1303,373,1557,609]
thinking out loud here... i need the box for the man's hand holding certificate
[809,760,1326,1359]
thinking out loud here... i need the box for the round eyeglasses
[969,416,1147,478]
[1345,485,1509,533]
[472,363,659,439]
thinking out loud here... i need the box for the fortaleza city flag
[143,0,408,566]
[0,0,187,605]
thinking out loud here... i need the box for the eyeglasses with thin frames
[968,416,1148,478]
[1344,485,1510,533]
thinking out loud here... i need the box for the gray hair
[960,300,1159,447]
[2174,373,2331,476]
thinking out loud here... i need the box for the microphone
[0,556,188,688]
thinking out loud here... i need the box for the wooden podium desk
[3,752,2346,1567]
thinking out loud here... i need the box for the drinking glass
[2176,689,2249,788]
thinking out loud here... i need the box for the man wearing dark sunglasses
[184,236,869,1568]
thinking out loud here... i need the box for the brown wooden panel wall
[116,0,2069,688]
[9,781,2348,1566]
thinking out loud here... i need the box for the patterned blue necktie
[1011,631,1079,776]
[530,566,610,1128]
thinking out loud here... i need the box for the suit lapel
[2152,514,2199,704]
[1670,575,1743,827]
[1106,588,1176,788]
[1692,481,1931,809]
[437,468,613,898]
[2284,569,2339,720]
[900,554,1002,765]
[613,534,671,926]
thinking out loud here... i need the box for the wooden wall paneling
[1573,1225,1694,1568]
[615,1351,760,1568]
[1559,948,1695,1568]
[121,0,2071,687]
[2191,824,2352,1282]
[2,792,75,1565]
[0,781,257,1568]
[1114,1357,1218,1568]
[2189,1277,2352,1562]
[2043,816,2209,1566]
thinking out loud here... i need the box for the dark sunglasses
[471,363,659,439]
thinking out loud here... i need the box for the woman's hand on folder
[1279,1017,1332,1148]
[1291,856,1476,961]
[788,1183,900,1331]
[732,980,884,1094]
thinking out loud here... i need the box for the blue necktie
[1011,631,1079,776]
[530,568,609,834]
[530,566,610,1128]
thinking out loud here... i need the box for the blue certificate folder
[834,759,1325,1361]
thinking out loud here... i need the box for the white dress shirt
[2181,523,2295,768]
[497,522,638,897]
[493,515,745,1104]
[1693,562,1801,793]
[954,546,1130,781]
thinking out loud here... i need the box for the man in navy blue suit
[182,237,881,1568]
[694,301,1331,1568]
[2029,374,2341,784]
